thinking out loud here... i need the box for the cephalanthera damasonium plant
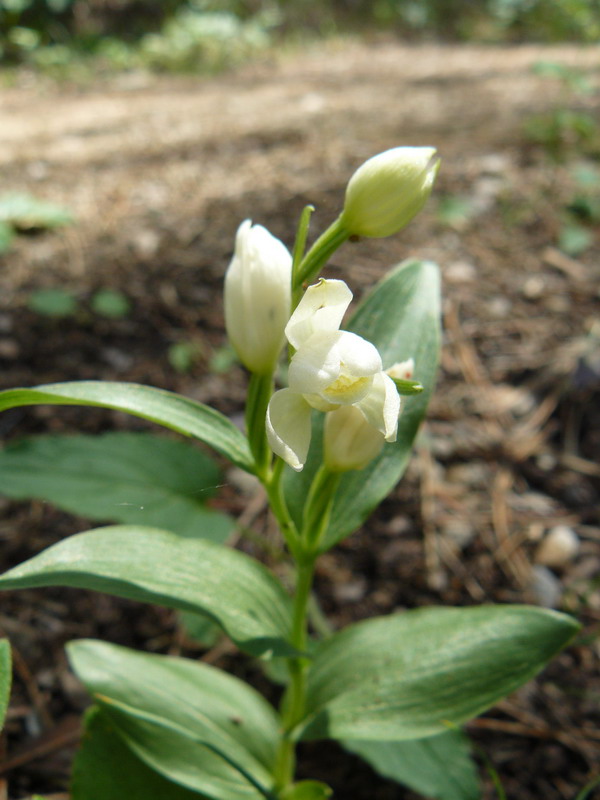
[0,148,580,800]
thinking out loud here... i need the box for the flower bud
[324,404,385,472]
[224,220,292,374]
[340,147,439,238]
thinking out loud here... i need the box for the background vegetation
[1,0,600,74]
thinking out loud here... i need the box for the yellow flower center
[322,372,372,405]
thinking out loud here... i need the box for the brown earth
[0,39,599,799]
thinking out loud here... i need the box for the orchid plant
[0,148,579,800]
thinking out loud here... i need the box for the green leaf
[300,605,580,741]
[0,381,254,472]
[178,611,222,647]
[27,288,78,318]
[343,731,479,800]
[68,640,280,800]
[558,223,594,256]
[0,639,11,731]
[284,259,441,550]
[0,432,233,542]
[0,220,15,253]
[0,193,72,229]
[280,781,332,799]
[72,707,207,800]
[91,288,131,318]
[0,525,295,658]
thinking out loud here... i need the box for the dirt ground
[0,39,599,799]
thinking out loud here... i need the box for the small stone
[0,338,19,358]
[226,467,260,496]
[445,260,476,283]
[529,565,563,608]
[333,577,367,603]
[522,275,546,299]
[535,526,580,569]
[442,519,476,549]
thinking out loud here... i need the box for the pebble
[529,564,563,608]
[226,467,260,496]
[333,577,367,603]
[535,526,580,569]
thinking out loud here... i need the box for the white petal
[336,331,382,376]
[266,389,312,471]
[285,279,352,349]
[386,358,415,381]
[288,331,341,394]
[356,372,400,441]
[324,405,385,472]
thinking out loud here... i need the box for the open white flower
[266,279,401,471]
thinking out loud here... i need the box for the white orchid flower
[224,220,292,375]
[266,279,401,471]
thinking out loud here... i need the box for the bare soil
[0,39,599,800]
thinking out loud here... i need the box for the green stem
[301,465,341,554]
[246,372,274,481]
[264,458,301,559]
[291,204,315,281]
[273,555,316,791]
[292,216,349,300]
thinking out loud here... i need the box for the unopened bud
[224,220,292,374]
[324,405,385,472]
[341,147,439,238]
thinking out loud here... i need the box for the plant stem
[273,555,316,791]
[302,465,341,554]
[292,216,349,300]
[246,372,274,480]
[265,458,301,559]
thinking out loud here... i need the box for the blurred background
[0,2,599,799]
[1,0,600,72]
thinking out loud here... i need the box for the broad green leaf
[0,381,253,472]
[343,731,479,800]
[0,639,11,730]
[280,781,332,799]
[68,640,280,800]
[178,611,222,647]
[284,259,441,550]
[300,605,579,741]
[0,192,72,229]
[0,525,295,658]
[72,707,208,800]
[0,432,233,542]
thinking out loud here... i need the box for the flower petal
[324,405,385,472]
[356,372,401,441]
[386,358,415,381]
[266,389,312,471]
[285,279,352,349]
[288,331,341,394]
[336,331,382,376]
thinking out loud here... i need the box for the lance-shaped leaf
[0,639,11,731]
[284,259,441,550]
[68,640,280,800]
[299,605,579,741]
[72,707,208,800]
[0,382,253,472]
[343,731,479,800]
[0,432,233,542]
[0,526,295,658]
